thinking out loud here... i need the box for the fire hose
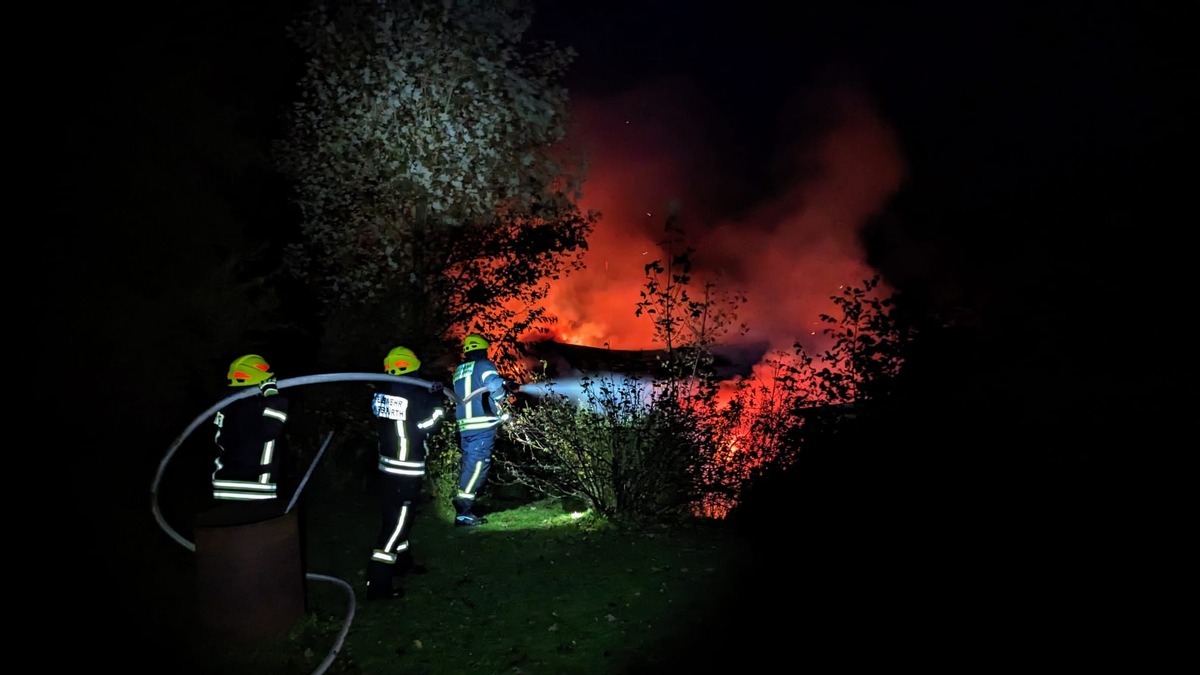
[149,372,482,675]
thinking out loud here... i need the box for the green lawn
[125,481,753,675]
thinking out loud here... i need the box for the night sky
[26,0,1188,662]
[524,2,1186,356]
[34,1,1187,377]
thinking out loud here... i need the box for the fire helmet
[462,334,490,353]
[384,346,421,375]
[227,354,274,387]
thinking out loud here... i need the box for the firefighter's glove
[259,378,280,397]
[427,381,443,394]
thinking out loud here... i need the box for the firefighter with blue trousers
[211,354,290,507]
[451,333,511,527]
[366,345,447,600]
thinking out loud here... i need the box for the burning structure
[513,338,770,409]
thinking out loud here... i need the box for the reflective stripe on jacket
[453,356,506,432]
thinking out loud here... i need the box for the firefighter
[211,354,290,506]
[450,333,510,527]
[366,345,447,600]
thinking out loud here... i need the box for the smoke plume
[541,73,907,369]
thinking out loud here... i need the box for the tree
[276,0,595,367]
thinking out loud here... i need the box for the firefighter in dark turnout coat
[366,345,447,600]
[211,354,290,505]
[451,333,510,527]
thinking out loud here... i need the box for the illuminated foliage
[500,367,710,524]
[499,218,916,522]
[275,0,595,363]
[498,215,751,524]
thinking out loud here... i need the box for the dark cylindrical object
[194,502,305,642]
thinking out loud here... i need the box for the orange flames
[513,73,907,518]
[533,75,906,365]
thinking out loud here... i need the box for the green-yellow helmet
[227,354,274,387]
[384,346,421,375]
[462,333,490,353]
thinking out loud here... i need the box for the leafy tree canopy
[277,0,594,339]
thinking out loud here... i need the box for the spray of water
[516,373,656,412]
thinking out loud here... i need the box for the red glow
[514,74,908,519]
[534,76,906,365]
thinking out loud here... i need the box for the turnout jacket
[452,352,508,433]
[212,379,289,501]
[372,381,446,477]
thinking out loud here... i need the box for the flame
[516,72,908,519]
[538,75,905,362]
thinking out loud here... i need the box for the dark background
[21,0,1188,663]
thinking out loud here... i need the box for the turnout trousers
[453,428,495,517]
[366,473,421,589]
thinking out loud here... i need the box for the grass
[125,477,754,675]
[81,450,1154,674]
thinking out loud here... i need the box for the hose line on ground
[149,372,469,675]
